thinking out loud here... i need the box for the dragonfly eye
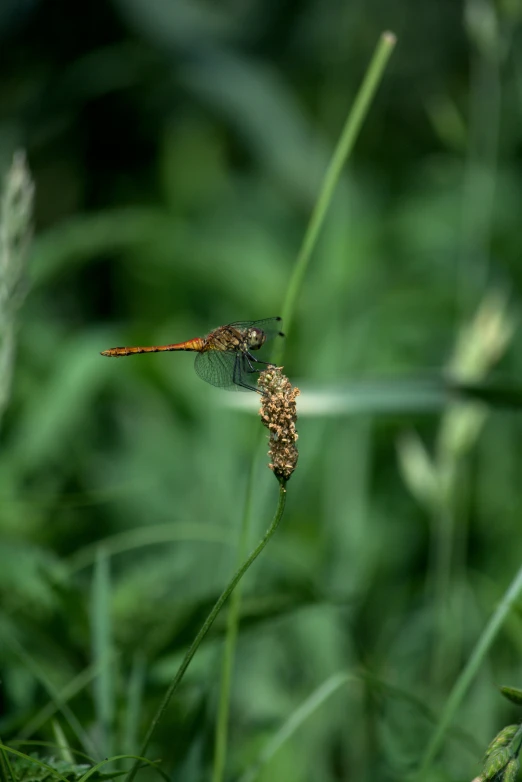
[248,328,266,350]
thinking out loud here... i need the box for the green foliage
[7,754,91,782]
[3,752,127,782]
[3,1,522,781]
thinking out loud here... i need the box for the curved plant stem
[273,30,397,365]
[212,448,259,782]
[126,480,288,782]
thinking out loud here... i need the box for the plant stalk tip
[382,31,397,44]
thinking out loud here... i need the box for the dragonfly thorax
[247,328,266,350]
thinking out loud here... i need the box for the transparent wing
[194,351,259,392]
[227,317,284,340]
[194,350,237,390]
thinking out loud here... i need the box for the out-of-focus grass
[0,152,33,427]
[1,1,522,781]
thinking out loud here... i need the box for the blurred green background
[2,0,522,780]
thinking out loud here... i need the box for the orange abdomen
[101,338,205,357]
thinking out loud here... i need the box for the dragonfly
[101,317,284,392]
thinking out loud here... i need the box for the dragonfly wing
[194,350,255,392]
[227,317,284,340]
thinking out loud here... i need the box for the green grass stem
[274,30,397,364]
[126,479,288,782]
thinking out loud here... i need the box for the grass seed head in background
[501,686,522,706]
[0,151,34,425]
[398,292,515,513]
[440,292,515,460]
[1,151,34,308]
[258,366,299,482]
[475,723,522,782]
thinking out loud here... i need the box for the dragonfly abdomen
[168,338,205,351]
[101,338,204,357]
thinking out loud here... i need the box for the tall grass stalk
[126,480,288,782]
[273,30,396,364]
[211,30,397,782]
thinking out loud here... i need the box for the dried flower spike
[258,366,299,482]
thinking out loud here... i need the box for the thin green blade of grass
[448,379,522,409]
[275,30,397,362]
[122,654,147,764]
[417,563,522,777]
[238,672,352,782]
[227,377,522,416]
[20,658,119,741]
[358,672,481,757]
[65,522,232,575]
[5,635,97,757]
[0,736,15,782]
[91,548,114,759]
[51,720,74,765]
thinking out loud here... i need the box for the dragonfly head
[247,328,266,350]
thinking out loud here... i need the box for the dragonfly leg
[246,352,274,368]
[244,355,261,374]
[234,355,261,392]
[238,354,273,394]
[238,380,261,392]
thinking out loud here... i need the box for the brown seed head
[258,366,299,481]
